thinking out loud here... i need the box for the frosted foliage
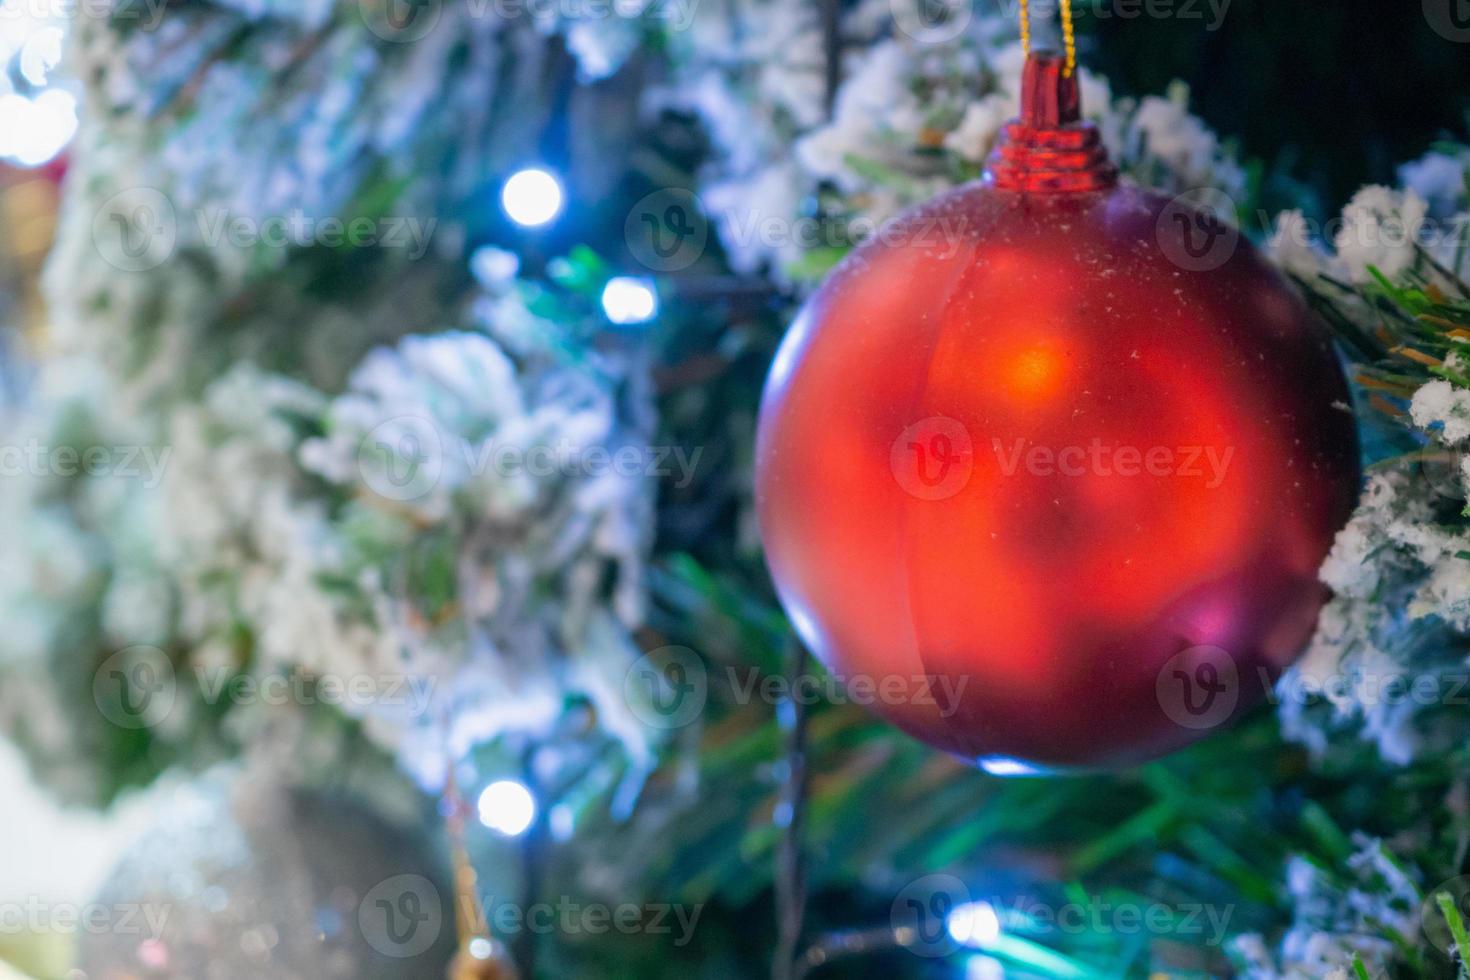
[661,5,1243,284]
[0,2,658,800]
[1265,153,1470,767]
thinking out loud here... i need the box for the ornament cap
[986,52,1118,193]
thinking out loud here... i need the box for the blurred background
[0,1,1458,980]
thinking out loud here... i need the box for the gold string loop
[1060,0,1077,77]
[1019,0,1031,59]
[1018,0,1078,78]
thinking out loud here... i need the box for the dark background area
[1081,0,1470,215]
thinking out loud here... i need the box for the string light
[947,901,1002,949]
[476,779,536,837]
[501,167,564,228]
[0,9,76,167]
[979,757,1045,777]
[965,955,1006,980]
[600,276,659,325]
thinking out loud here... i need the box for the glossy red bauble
[755,55,1360,771]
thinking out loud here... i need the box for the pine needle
[1437,891,1470,979]
[1368,394,1407,418]
[1391,345,1445,368]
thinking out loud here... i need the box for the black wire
[772,639,812,980]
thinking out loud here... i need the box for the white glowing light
[947,901,1002,949]
[470,245,520,285]
[18,25,62,86]
[0,88,76,167]
[965,955,1006,980]
[0,94,29,135]
[979,757,1045,777]
[549,803,575,842]
[477,779,536,837]
[501,168,563,228]
[600,276,658,325]
[0,4,77,169]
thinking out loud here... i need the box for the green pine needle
[1437,892,1470,979]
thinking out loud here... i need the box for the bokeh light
[477,779,536,837]
[501,167,563,228]
[600,276,659,325]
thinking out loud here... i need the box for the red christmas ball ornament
[755,52,1360,771]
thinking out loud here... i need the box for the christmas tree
[2,1,1470,978]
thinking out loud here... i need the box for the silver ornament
[76,770,456,980]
